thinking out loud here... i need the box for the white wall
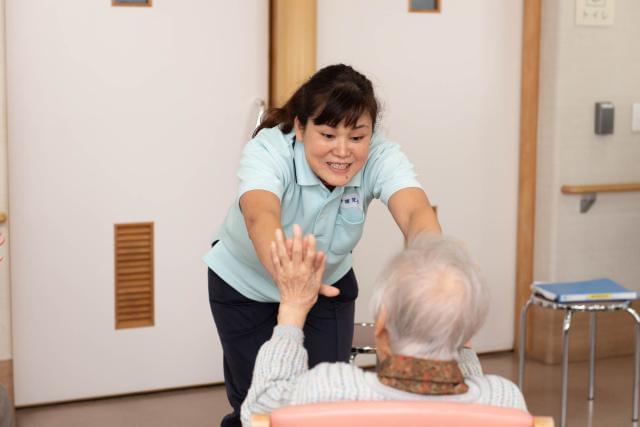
[7,0,267,404]
[318,0,523,352]
[535,1,640,287]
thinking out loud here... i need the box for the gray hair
[370,234,489,360]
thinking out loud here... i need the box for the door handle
[0,212,6,223]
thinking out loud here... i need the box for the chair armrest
[252,413,270,427]
[533,416,555,427]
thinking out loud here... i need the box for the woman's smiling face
[295,114,372,188]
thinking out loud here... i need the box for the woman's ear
[294,117,304,142]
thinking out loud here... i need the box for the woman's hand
[271,224,327,328]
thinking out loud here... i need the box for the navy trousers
[208,267,358,427]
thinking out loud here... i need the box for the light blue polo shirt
[203,126,422,302]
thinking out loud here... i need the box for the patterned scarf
[377,354,469,395]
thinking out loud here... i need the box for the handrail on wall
[561,182,640,213]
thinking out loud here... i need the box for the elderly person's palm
[270,225,326,327]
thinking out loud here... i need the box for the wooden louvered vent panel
[115,222,154,329]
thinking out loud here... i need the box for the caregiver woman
[204,64,440,427]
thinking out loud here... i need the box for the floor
[13,352,639,427]
[481,352,638,427]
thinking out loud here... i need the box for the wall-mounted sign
[576,0,614,26]
[112,0,152,7]
[409,0,440,13]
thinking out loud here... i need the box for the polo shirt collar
[292,136,363,188]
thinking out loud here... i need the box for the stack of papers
[532,278,638,303]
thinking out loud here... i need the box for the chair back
[266,400,535,427]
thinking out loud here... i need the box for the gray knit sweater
[240,325,527,426]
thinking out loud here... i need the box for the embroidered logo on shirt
[341,193,361,209]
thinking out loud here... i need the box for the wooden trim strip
[561,183,640,194]
[514,0,541,354]
[269,0,317,108]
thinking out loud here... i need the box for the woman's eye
[351,136,365,142]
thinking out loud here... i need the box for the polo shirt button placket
[314,213,325,239]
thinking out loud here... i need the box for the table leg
[349,352,357,365]
[518,298,533,390]
[588,312,597,400]
[561,310,573,427]
[625,307,640,422]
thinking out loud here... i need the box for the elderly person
[240,227,526,425]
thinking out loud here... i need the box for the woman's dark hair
[253,64,379,137]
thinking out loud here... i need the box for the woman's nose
[333,139,349,157]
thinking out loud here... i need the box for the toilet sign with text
[576,0,615,26]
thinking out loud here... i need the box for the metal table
[518,294,640,427]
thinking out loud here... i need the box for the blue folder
[531,278,637,303]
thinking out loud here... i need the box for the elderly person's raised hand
[271,224,326,328]
[277,228,339,299]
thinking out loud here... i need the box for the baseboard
[0,358,13,403]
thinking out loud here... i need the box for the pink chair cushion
[270,400,533,427]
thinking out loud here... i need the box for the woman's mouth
[327,162,351,173]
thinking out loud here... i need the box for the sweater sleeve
[240,325,308,426]
[484,375,529,412]
[457,347,484,377]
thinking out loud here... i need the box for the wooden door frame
[514,0,541,352]
[269,0,316,107]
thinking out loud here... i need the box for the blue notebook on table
[531,278,638,303]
